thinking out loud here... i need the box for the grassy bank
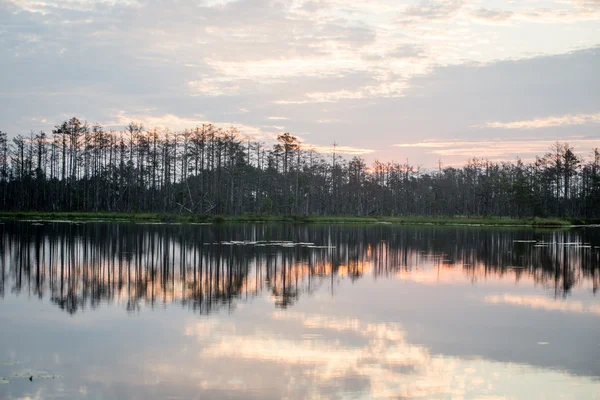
[0,211,584,227]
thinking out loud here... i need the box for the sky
[1,0,599,167]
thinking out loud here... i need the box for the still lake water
[0,221,599,400]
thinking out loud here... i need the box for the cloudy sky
[1,0,599,166]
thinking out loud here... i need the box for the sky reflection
[1,222,599,399]
[178,309,600,399]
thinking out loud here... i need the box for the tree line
[1,117,599,218]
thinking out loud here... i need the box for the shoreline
[0,212,590,227]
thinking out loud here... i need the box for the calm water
[0,222,599,400]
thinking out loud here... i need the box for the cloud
[394,138,600,161]
[387,44,427,59]
[302,144,375,155]
[276,81,410,104]
[204,56,363,83]
[110,111,279,141]
[476,113,600,129]
[467,2,600,25]
[470,8,514,23]
[402,0,466,22]
[574,0,600,6]
[111,112,207,130]
[306,89,366,102]
[517,7,600,23]
[188,80,241,97]
[6,0,141,14]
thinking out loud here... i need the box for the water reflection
[0,222,598,315]
[485,294,600,317]
[1,222,600,399]
[178,311,600,399]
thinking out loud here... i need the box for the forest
[1,117,599,219]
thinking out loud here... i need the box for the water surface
[0,222,599,399]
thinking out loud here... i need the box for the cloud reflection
[180,310,600,399]
[485,294,600,317]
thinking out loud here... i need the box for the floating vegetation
[531,242,592,249]
[421,254,449,259]
[212,240,335,249]
[513,240,537,243]
[0,361,20,366]
[0,377,9,384]
[24,219,81,225]
[11,371,62,380]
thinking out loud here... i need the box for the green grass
[0,211,158,221]
[0,211,579,227]
[273,215,572,227]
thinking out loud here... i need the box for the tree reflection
[0,222,598,314]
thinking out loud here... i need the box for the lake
[0,221,599,399]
